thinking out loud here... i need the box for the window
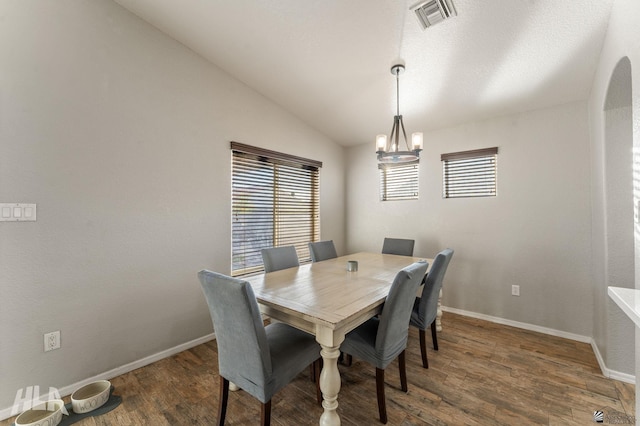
[379,163,419,201]
[442,147,498,198]
[231,142,321,276]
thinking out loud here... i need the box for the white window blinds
[231,142,321,276]
[379,163,419,201]
[442,147,498,198]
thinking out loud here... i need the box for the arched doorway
[604,57,634,375]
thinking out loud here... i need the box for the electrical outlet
[44,331,60,352]
[511,285,520,296]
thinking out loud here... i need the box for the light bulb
[411,132,423,150]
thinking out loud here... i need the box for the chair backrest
[261,246,299,272]
[375,261,429,366]
[197,270,272,392]
[416,248,454,326]
[308,240,338,262]
[381,237,415,256]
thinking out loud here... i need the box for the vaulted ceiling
[113,0,614,147]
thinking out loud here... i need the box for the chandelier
[376,64,423,164]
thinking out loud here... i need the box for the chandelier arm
[395,116,401,149]
[389,117,398,152]
[399,116,409,150]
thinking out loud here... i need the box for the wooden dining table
[244,252,431,426]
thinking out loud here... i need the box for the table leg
[319,344,341,426]
[436,288,443,332]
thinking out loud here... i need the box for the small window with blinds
[441,147,498,198]
[231,142,321,276]
[379,163,419,201]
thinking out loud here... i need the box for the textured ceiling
[113,0,614,147]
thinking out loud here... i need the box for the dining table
[244,251,432,426]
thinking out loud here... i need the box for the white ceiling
[112,0,614,147]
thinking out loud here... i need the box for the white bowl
[15,399,64,426]
[71,380,111,414]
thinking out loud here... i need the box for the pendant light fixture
[376,64,423,164]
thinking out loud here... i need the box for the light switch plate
[0,203,37,222]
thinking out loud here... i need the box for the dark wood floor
[2,313,635,425]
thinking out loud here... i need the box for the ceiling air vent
[411,0,457,30]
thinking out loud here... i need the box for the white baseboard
[442,306,635,384]
[606,368,636,384]
[0,333,216,421]
[590,340,635,384]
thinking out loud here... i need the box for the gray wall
[346,101,594,336]
[0,0,345,412]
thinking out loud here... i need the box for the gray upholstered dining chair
[198,270,321,426]
[261,245,319,382]
[381,237,415,256]
[410,248,454,369]
[340,261,429,424]
[308,240,338,262]
[261,245,299,272]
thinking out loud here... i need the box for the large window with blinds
[379,163,419,201]
[441,147,498,198]
[231,142,321,276]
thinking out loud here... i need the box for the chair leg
[375,368,387,424]
[399,350,408,392]
[431,320,438,351]
[419,329,429,369]
[217,377,230,426]
[315,359,322,405]
[260,400,272,426]
[341,353,352,366]
[310,363,316,382]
